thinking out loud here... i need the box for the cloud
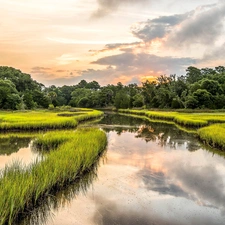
[56,54,79,65]
[139,168,190,199]
[92,196,220,225]
[201,42,225,63]
[92,196,181,225]
[167,2,225,47]
[56,69,67,73]
[92,0,151,18]
[92,52,195,75]
[130,2,225,49]
[69,53,195,86]
[89,42,142,55]
[138,159,225,214]
[30,66,82,87]
[170,163,225,211]
[131,12,191,42]
[30,67,51,73]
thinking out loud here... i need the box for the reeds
[0,128,107,225]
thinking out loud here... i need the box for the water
[1,113,225,225]
[0,136,39,169]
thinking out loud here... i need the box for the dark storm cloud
[92,0,151,18]
[131,12,191,42]
[92,52,195,73]
[168,2,225,46]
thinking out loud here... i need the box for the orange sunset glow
[1,0,225,86]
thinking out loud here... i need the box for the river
[1,113,225,225]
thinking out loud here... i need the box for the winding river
[1,113,225,225]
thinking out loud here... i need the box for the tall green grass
[198,124,225,150]
[0,109,103,130]
[0,128,107,225]
[18,160,100,225]
[119,109,225,128]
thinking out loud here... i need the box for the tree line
[1,65,225,110]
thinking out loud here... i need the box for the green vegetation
[119,109,225,151]
[2,65,225,110]
[119,109,225,128]
[198,124,225,150]
[0,109,106,224]
[119,112,197,134]
[0,128,107,225]
[0,109,103,130]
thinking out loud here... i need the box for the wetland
[1,112,225,225]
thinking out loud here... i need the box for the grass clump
[198,124,225,150]
[0,128,107,225]
[0,109,103,131]
[119,109,225,128]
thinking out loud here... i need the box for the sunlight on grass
[0,128,107,225]
[0,109,103,130]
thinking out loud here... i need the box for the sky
[1,0,225,86]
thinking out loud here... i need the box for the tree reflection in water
[135,125,157,142]
[0,137,31,155]
[99,113,202,152]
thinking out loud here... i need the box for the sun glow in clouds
[0,0,224,86]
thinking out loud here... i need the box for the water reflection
[100,113,202,152]
[135,124,202,152]
[2,113,225,225]
[17,159,103,225]
[0,136,39,169]
[0,137,31,155]
[92,196,223,225]
[89,131,225,225]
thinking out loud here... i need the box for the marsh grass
[57,112,87,117]
[119,109,225,128]
[119,113,197,134]
[120,109,225,150]
[198,124,225,150]
[0,109,103,130]
[0,128,107,225]
[18,159,102,225]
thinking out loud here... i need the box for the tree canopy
[1,65,225,110]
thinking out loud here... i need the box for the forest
[1,65,225,110]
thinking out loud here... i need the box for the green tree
[69,88,92,107]
[23,92,36,109]
[0,79,21,109]
[114,90,130,109]
[192,89,213,109]
[86,81,100,90]
[132,93,144,107]
[99,87,114,107]
[186,66,202,84]
[200,79,222,95]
